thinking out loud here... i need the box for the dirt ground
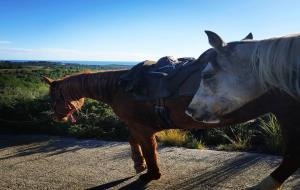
[0,134,299,190]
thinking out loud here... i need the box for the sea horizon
[0,59,139,66]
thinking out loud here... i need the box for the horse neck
[62,70,127,104]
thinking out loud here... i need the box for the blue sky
[0,0,300,61]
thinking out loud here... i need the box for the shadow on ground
[170,153,265,189]
[0,134,125,160]
[87,176,155,190]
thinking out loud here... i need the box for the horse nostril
[185,108,195,117]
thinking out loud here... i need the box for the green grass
[217,143,248,151]
[213,123,253,151]
[259,114,283,153]
[186,139,205,149]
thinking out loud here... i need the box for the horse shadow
[169,153,268,189]
[87,176,149,190]
[87,153,271,190]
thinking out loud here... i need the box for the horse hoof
[135,164,147,174]
[139,172,161,182]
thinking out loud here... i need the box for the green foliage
[214,123,254,151]
[258,114,283,153]
[66,99,128,140]
[186,138,205,149]
[0,61,129,141]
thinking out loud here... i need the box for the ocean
[2,60,138,66]
[59,60,138,66]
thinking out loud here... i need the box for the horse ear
[205,30,226,51]
[42,76,54,85]
[242,32,253,40]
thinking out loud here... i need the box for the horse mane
[251,33,300,98]
[57,69,128,109]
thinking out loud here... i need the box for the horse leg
[249,156,297,190]
[269,154,300,187]
[269,116,300,189]
[128,134,147,174]
[138,133,161,182]
[250,115,300,190]
[252,151,300,190]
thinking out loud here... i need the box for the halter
[51,86,77,118]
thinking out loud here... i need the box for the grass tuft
[259,114,283,153]
[156,129,205,149]
[156,129,188,146]
[214,123,253,151]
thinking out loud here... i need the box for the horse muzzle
[185,108,221,124]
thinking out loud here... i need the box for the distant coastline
[0,60,138,66]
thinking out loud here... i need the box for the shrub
[258,114,283,153]
[0,62,129,140]
[214,122,254,151]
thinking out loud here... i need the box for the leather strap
[154,98,174,129]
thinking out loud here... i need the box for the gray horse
[187,31,300,190]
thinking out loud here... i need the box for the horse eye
[202,72,215,80]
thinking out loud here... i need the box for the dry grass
[156,129,205,149]
[156,129,188,146]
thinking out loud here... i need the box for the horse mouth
[53,113,77,123]
[68,113,77,123]
[190,116,221,124]
[185,109,221,124]
[200,118,221,124]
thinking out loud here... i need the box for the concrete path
[0,135,299,190]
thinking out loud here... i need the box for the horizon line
[0,59,140,63]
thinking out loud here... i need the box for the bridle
[50,85,76,118]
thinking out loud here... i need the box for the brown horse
[43,69,251,181]
[42,70,295,188]
[42,70,220,182]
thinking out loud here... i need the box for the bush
[259,114,283,153]
[213,122,255,151]
[0,62,129,141]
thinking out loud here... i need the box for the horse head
[186,31,261,123]
[42,76,84,123]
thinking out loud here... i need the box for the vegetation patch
[156,129,205,149]
[258,114,283,154]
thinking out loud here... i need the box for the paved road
[0,135,299,190]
